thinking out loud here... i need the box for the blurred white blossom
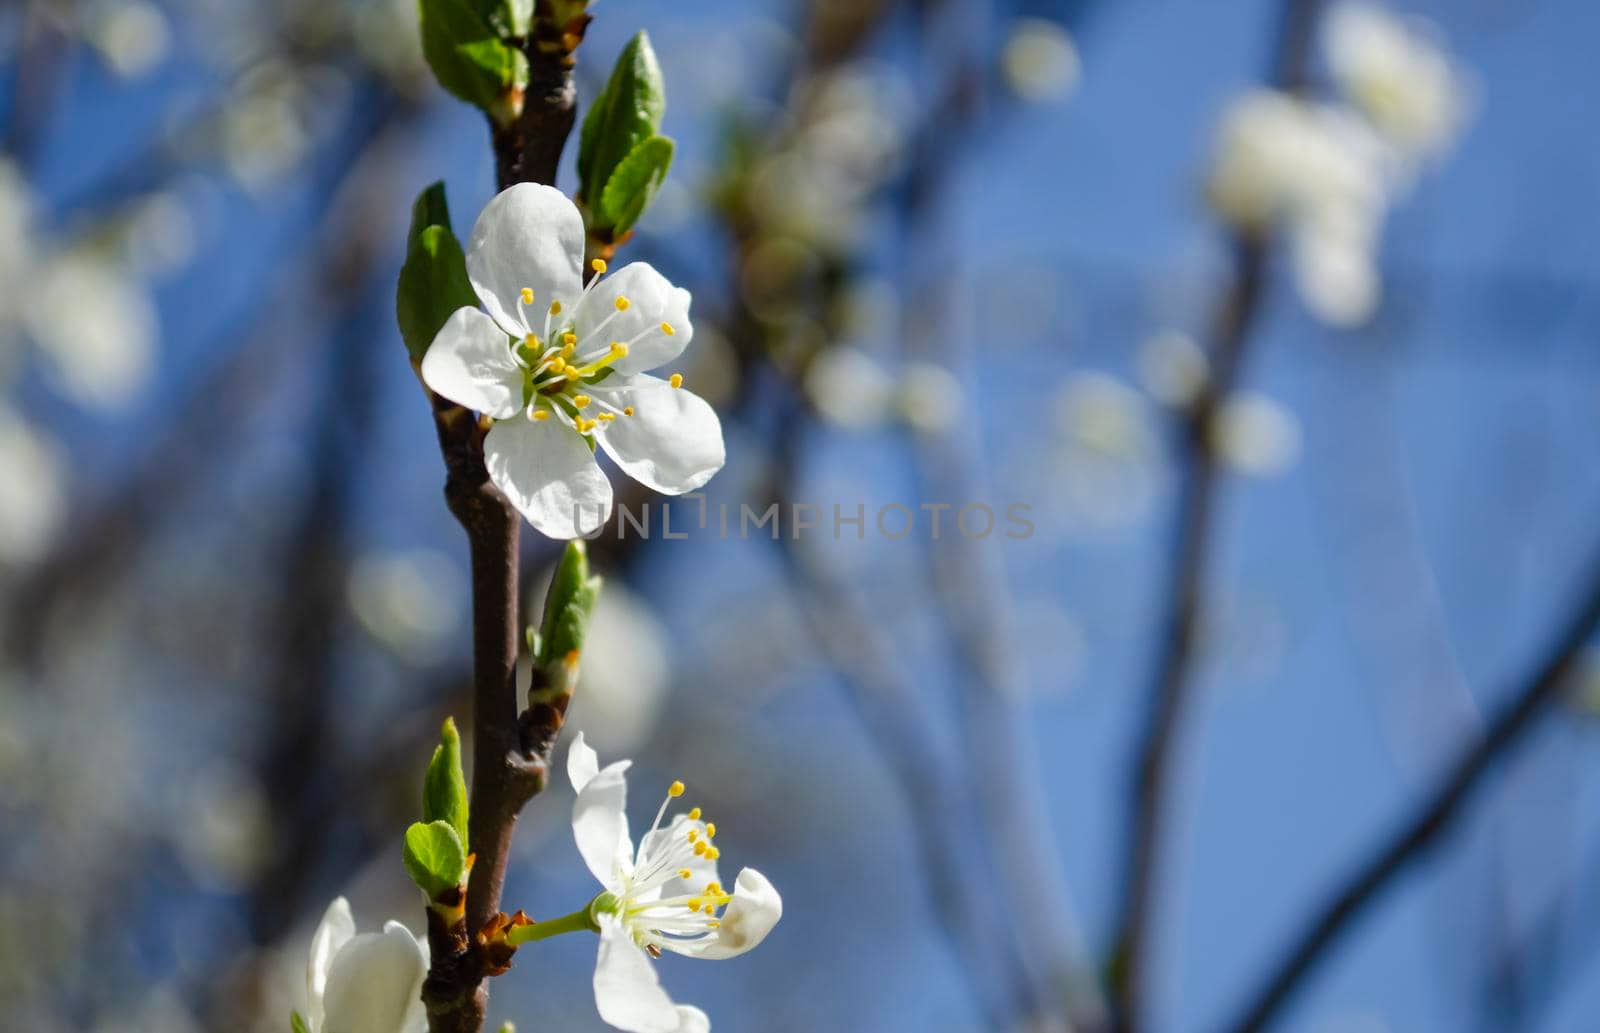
[22,251,157,409]
[1210,392,1302,476]
[348,549,465,664]
[1324,2,1469,164]
[1002,19,1081,103]
[895,361,963,435]
[563,583,672,756]
[1137,330,1209,408]
[804,347,895,429]
[0,406,66,565]
[83,0,171,78]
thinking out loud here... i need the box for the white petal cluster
[422,184,726,539]
[568,733,782,1032]
[1205,2,1469,326]
[304,898,429,1033]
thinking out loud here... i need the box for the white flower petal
[322,922,429,1033]
[672,1006,711,1033]
[573,263,692,376]
[307,897,355,1030]
[484,417,614,539]
[591,377,725,496]
[672,868,781,960]
[573,756,633,890]
[593,914,684,1033]
[466,183,585,337]
[420,307,523,419]
[568,730,601,794]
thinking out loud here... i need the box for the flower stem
[507,906,599,946]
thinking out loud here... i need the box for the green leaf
[419,0,528,116]
[596,135,675,235]
[290,1012,311,1033]
[396,182,478,364]
[536,541,602,667]
[423,717,469,844]
[403,820,469,900]
[578,31,666,205]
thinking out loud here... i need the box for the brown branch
[421,16,584,1033]
[1107,2,1325,1028]
[1216,545,1600,1032]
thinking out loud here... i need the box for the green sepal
[396,182,478,364]
[403,820,469,901]
[290,1012,311,1033]
[578,31,666,206]
[536,541,602,667]
[423,717,469,845]
[596,134,675,235]
[419,0,529,117]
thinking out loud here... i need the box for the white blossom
[305,898,428,1033]
[1324,2,1468,164]
[568,733,782,1033]
[422,184,725,539]
[0,406,65,565]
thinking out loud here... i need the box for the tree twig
[1108,2,1324,1028]
[1216,544,1600,1032]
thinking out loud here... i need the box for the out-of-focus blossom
[83,0,171,78]
[1324,2,1469,163]
[21,250,157,409]
[564,584,671,756]
[1002,18,1081,103]
[353,0,430,95]
[304,898,428,1033]
[1054,373,1154,461]
[348,549,465,664]
[804,347,893,429]
[422,184,724,539]
[170,763,271,890]
[1137,330,1209,408]
[568,733,781,1032]
[0,406,66,565]
[896,361,963,435]
[1210,391,1302,476]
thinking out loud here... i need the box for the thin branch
[1217,544,1600,1032]
[1107,2,1325,1028]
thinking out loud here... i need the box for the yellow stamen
[520,287,534,305]
[612,341,629,358]
[707,920,721,929]
[687,829,698,843]
[686,806,700,820]
[592,259,608,274]
[564,367,581,380]
[705,846,720,861]
[524,333,539,348]
[704,882,722,896]
[563,332,577,347]
[668,780,685,798]
[660,322,675,336]
[669,373,684,389]
[573,395,591,409]
[548,356,567,374]
[623,406,635,417]
[694,841,708,857]
[549,300,563,315]
[615,296,631,312]
[678,868,693,880]
[531,410,550,422]
[704,823,717,840]
[598,412,615,423]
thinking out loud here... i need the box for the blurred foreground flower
[0,406,66,565]
[422,184,724,538]
[567,733,781,1032]
[298,897,428,1033]
[1001,18,1081,103]
[1324,1,1469,164]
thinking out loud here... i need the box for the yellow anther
[562,331,577,347]
[704,823,717,839]
[707,920,721,929]
[688,898,704,912]
[623,406,635,417]
[565,368,581,380]
[615,296,631,312]
[520,287,534,305]
[705,847,720,861]
[573,395,591,409]
[669,373,684,389]
[524,333,539,347]
[687,829,698,842]
[660,322,675,336]
[548,356,567,374]
[686,806,700,820]
[598,412,615,423]
[668,780,685,798]
[678,868,693,880]
[549,300,563,315]
[592,259,608,274]
[704,882,722,896]
[611,341,629,357]
[694,841,708,857]
[531,410,551,422]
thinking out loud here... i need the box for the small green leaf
[596,135,675,235]
[397,182,478,364]
[403,820,468,901]
[578,31,666,206]
[536,541,602,667]
[423,717,469,844]
[290,1012,311,1033]
[420,0,528,116]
